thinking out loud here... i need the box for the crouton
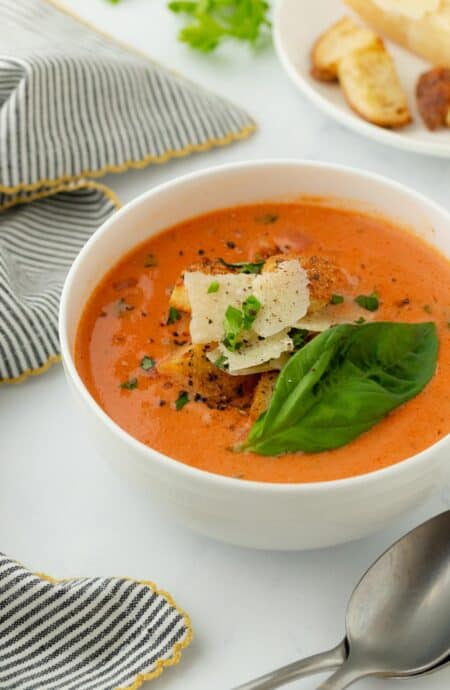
[249,372,278,421]
[311,16,379,82]
[157,343,257,409]
[417,67,450,130]
[337,43,411,128]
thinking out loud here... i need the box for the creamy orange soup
[75,203,450,483]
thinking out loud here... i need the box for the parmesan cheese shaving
[296,301,373,332]
[373,0,441,20]
[207,332,294,373]
[184,272,253,344]
[219,354,291,377]
[252,260,310,337]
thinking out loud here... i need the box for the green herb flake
[222,305,243,352]
[289,328,309,350]
[255,213,279,225]
[243,322,439,456]
[355,292,379,312]
[242,295,262,330]
[207,281,220,294]
[120,377,138,391]
[214,354,229,370]
[219,257,265,274]
[167,306,181,325]
[175,390,189,411]
[330,294,344,305]
[140,356,156,371]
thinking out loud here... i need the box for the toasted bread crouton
[157,343,257,409]
[263,253,346,313]
[170,254,345,316]
[311,16,379,82]
[249,372,278,421]
[337,43,411,128]
[417,67,450,130]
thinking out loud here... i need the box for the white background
[1,1,450,688]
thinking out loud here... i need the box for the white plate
[274,0,450,158]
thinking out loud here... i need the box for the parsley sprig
[168,0,271,53]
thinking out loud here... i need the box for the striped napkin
[0,0,255,384]
[0,553,192,690]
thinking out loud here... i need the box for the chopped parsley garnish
[120,377,138,390]
[219,257,265,274]
[223,305,243,351]
[167,306,181,324]
[289,328,309,350]
[330,294,344,305]
[144,253,158,267]
[140,356,155,371]
[175,391,189,410]
[208,281,220,294]
[214,354,229,370]
[355,292,379,312]
[242,295,261,330]
[255,213,279,225]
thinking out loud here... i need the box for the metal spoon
[234,510,450,690]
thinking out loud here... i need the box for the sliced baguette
[311,16,379,81]
[338,42,412,127]
[344,0,450,68]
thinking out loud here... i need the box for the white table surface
[1,2,450,689]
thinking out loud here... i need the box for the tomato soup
[75,204,450,483]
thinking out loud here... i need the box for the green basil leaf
[244,322,438,455]
[223,305,243,351]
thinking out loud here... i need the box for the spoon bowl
[234,511,450,690]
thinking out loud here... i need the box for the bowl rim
[59,158,450,495]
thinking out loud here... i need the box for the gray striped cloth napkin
[0,0,255,384]
[0,553,192,690]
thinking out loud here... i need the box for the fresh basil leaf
[355,292,379,311]
[244,322,438,455]
[242,295,261,330]
[219,257,265,274]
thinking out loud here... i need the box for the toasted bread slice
[417,66,450,129]
[337,42,411,127]
[311,16,379,81]
[344,0,450,69]
[157,343,257,410]
[249,371,278,421]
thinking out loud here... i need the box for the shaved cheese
[207,331,293,373]
[184,272,253,344]
[221,354,290,377]
[252,261,310,337]
[296,301,373,332]
[373,0,441,20]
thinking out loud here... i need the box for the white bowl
[59,161,450,551]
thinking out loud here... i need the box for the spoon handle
[315,660,367,690]
[232,640,347,690]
